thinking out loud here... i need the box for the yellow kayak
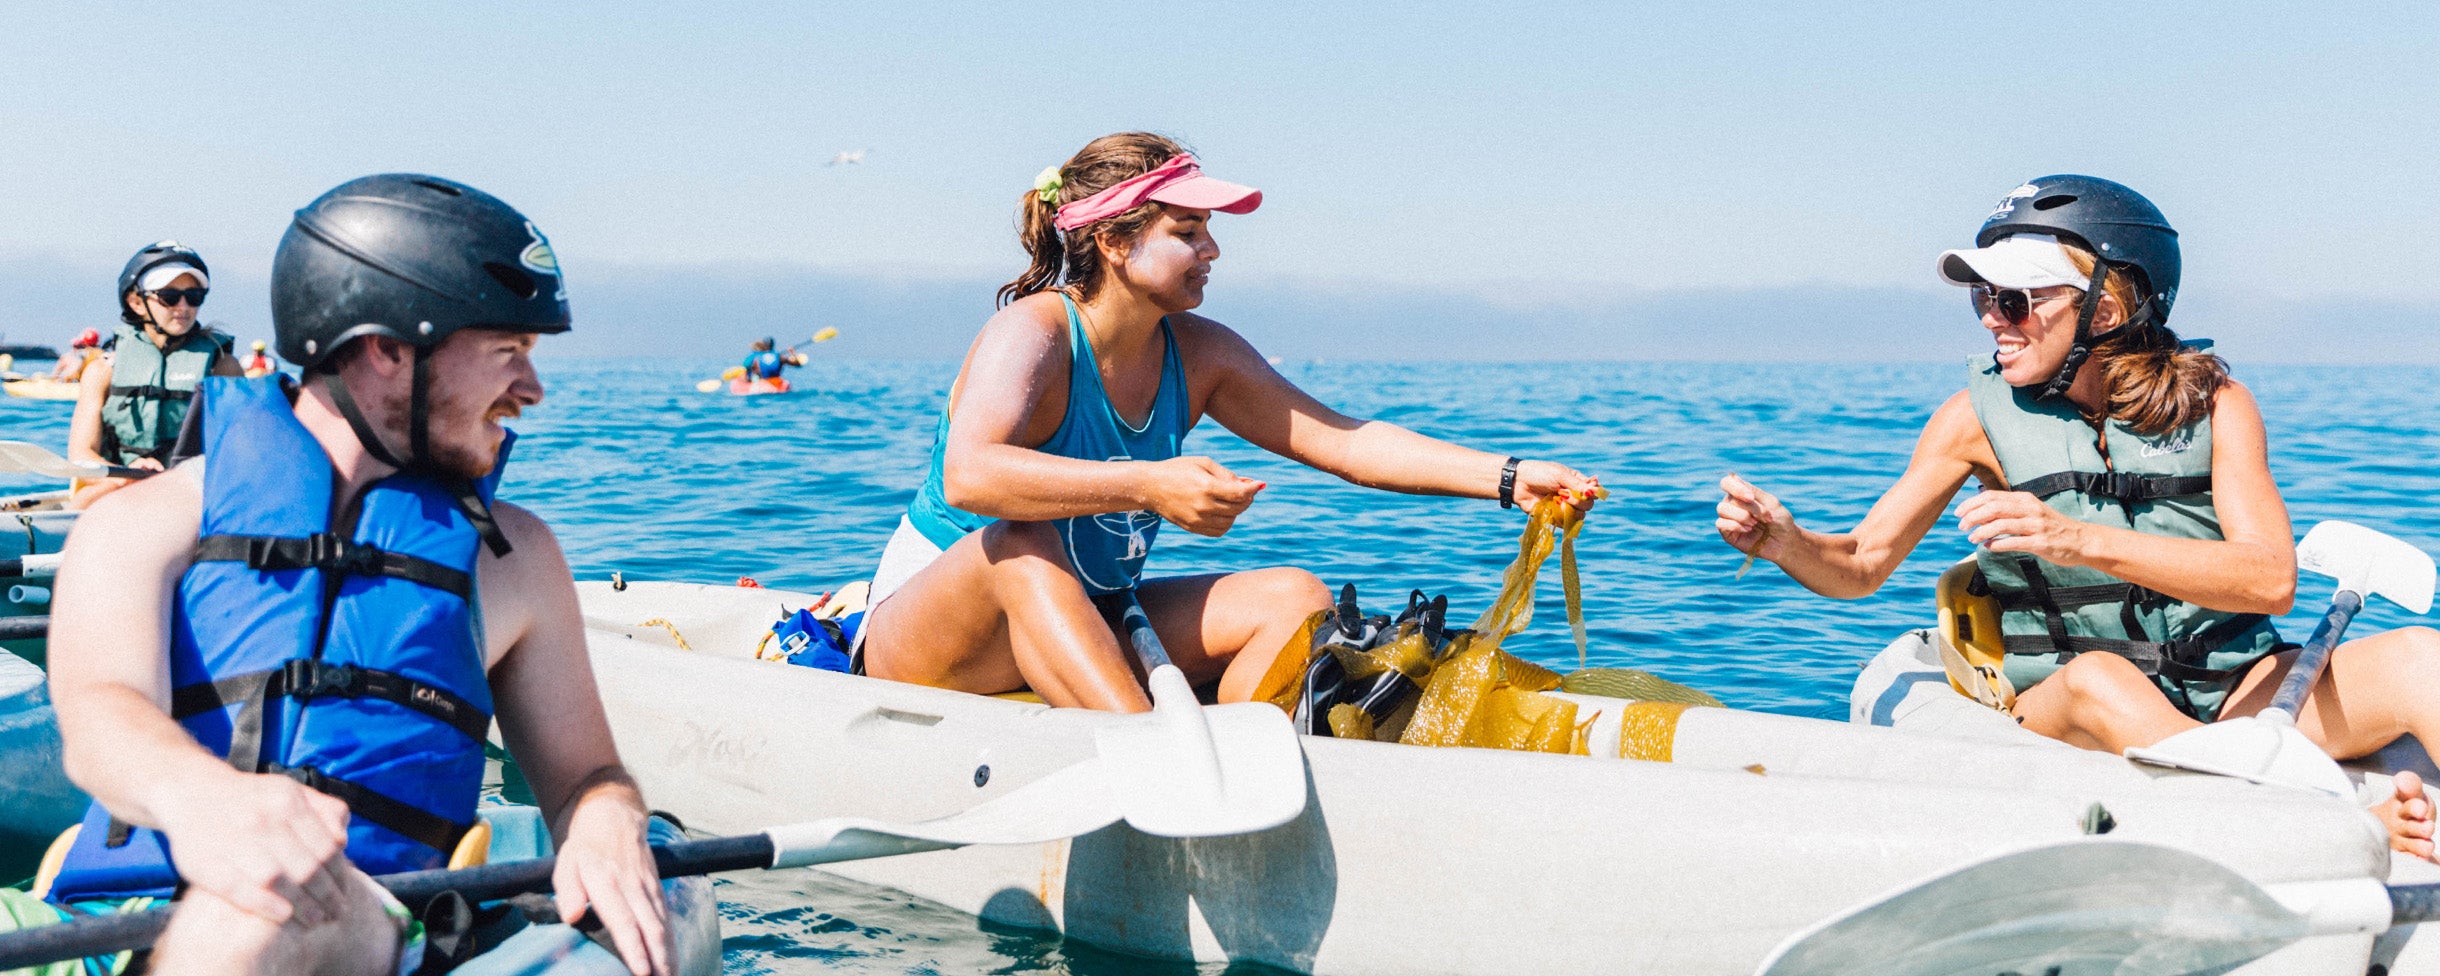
[1,379,78,402]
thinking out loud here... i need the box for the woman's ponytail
[998,188,1066,306]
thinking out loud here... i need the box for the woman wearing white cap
[1714,175,2440,860]
[859,131,1602,712]
[66,241,240,508]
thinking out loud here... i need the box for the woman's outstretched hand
[1512,461,1602,511]
[1717,474,1796,561]
[1956,490,2090,565]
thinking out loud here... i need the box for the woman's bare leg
[862,519,1149,711]
[1135,567,1332,703]
[2010,652,2201,754]
[2218,626,2440,859]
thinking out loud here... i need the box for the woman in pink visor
[1714,175,2440,860]
[861,131,1601,712]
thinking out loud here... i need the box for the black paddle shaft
[2269,589,2363,717]
[0,833,774,970]
[2394,883,2440,926]
[0,614,47,641]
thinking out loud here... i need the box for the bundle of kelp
[1254,492,1719,753]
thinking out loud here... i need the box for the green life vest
[101,324,231,464]
[1964,356,2282,719]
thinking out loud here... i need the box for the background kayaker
[64,241,241,509]
[240,339,277,377]
[741,336,806,382]
[1713,175,2440,860]
[45,328,103,382]
[42,176,672,974]
[861,131,1602,712]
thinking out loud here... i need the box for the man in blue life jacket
[44,175,670,975]
[66,242,243,509]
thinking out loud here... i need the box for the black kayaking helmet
[271,173,572,554]
[1975,175,2180,399]
[117,240,210,328]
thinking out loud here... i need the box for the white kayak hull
[581,580,2440,975]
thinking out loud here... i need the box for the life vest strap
[170,659,493,743]
[1999,611,2271,683]
[195,532,473,599]
[1994,581,2168,612]
[2010,470,2212,505]
[265,763,470,856]
[106,384,197,401]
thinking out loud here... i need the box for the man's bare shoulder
[70,463,204,548]
[483,500,573,586]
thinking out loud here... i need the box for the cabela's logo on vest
[2140,430,2196,458]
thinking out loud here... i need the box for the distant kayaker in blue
[39,176,672,973]
[741,336,804,381]
[1714,176,2440,861]
[862,131,1602,712]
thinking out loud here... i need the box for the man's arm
[47,465,355,925]
[484,502,669,976]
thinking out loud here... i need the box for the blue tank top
[905,294,1191,594]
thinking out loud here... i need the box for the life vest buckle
[279,659,364,699]
[303,532,387,577]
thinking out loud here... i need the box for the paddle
[2124,520,2436,797]
[694,329,839,392]
[1754,839,2424,976]
[0,441,150,482]
[0,661,1304,969]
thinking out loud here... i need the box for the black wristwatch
[1498,457,1522,509]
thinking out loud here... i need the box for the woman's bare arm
[1720,391,1987,598]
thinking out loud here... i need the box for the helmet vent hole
[483,262,538,300]
[2033,194,2078,211]
[413,179,465,197]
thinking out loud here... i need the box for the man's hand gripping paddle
[0,660,1304,970]
[2124,520,2436,796]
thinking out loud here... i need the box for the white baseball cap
[1936,233,2088,291]
[137,262,209,291]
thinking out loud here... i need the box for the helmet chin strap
[315,352,513,557]
[2034,263,2112,401]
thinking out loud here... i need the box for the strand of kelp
[1252,492,1720,755]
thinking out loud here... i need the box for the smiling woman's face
[1104,206,1219,313]
[127,271,204,337]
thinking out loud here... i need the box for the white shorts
[869,515,951,607]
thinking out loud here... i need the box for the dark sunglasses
[1969,284,2069,325]
[144,287,209,307]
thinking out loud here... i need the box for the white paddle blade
[2123,717,2356,798]
[1754,841,2307,976]
[766,758,1121,868]
[1094,665,1306,838]
[2298,520,2435,614]
[0,441,108,481]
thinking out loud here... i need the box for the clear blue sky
[3,3,2433,357]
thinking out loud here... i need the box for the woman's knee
[1243,566,1332,617]
[2053,653,2156,710]
[977,521,1080,585]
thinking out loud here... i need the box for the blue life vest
[744,350,786,379]
[47,375,505,903]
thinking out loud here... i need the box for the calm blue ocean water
[5,357,2435,974]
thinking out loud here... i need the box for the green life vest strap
[2009,471,2213,505]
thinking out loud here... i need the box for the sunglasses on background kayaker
[141,287,208,307]
[1968,284,2070,326]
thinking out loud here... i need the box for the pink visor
[1052,154,1263,232]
